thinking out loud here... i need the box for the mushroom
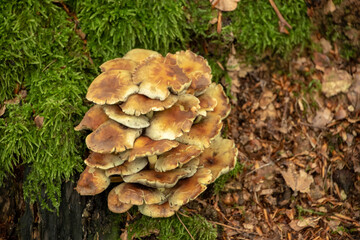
[74,105,109,131]
[198,135,238,182]
[105,157,148,177]
[120,94,178,116]
[132,55,191,100]
[102,105,150,129]
[75,166,110,195]
[85,120,141,153]
[145,94,200,140]
[84,152,126,170]
[76,48,237,218]
[86,70,139,105]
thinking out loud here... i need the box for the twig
[176,212,195,240]
[268,0,292,34]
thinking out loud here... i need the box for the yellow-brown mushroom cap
[74,105,109,131]
[86,70,139,105]
[102,105,149,129]
[155,144,202,172]
[177,115,223,150]
[132,56,191,100]
[108,192,133,214]
[168,168,212,207]
[85,120,141,153]
[198,136,238,182]
[122,167,194,188]
[126,136,179,162]
[100,58,137,72]
[145,94,200,140]
[109,183,166,205]
[75,166,110,195]
[105,157,148,177]
[120,94,178,116]
[138,202,180,218]
[204,83,231,120]
[165,50,212,95]
[197,92,218,116]
[84,152,126,170]
[122,49,162,64]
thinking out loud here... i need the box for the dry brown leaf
[280,163,314,193]
[322,68,353,98]
[34,116,44,128]
[210,0,240,12]
[289,217,320,231]
[347,72,360,111]
[324,0,336,14]
[0,105,5,117]
[319,38,332,53]
[312,108,333,128]
[313,52,330,72]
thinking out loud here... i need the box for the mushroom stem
[146,111,154,119]
[194,115,203,124]
[148,155,157,169]
[110,176,123,183]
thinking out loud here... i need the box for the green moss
[213,161,243,195]
[128,214,217,240]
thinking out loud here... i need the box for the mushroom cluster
[75,49,238,217]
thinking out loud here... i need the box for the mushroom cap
[132,56,191,100]
[100,58,137,72]
[84,152,126,170]
[122,49,162,64]
[205,83,231,119]
[108,191,133,213]
[120,94,178,116]
[109,183,166,205]
[105,157,148,177]
[74,105,109,131]
[155,144,202,172]
[85,120,141,153]
[197,92,218,116]
[211,0,239,12]
[145,94,200,140]
[138,202,180,218]
[168,168,212,207]
[103,105,150,129]
[177,115,223,150]
[75,166,110,195]
[126,136,179,161]
[86,70,139,105]
[122,167,194,188]
[198,136,238,182]
[166,50,212,95]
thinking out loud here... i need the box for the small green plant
[213,161,243,195]
[127,214,217,240]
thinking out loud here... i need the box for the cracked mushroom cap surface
[155,144,202,172]
[138,201,180,218]
[102,105,150,129]
[120,94,178,116]
[86,70,139,105]
[100,58,137,72]
[198,136,238,182]
[122,49,162,64]
[109,183,166,205]
[132,55,191,100]
[168,168,212,207]
[177,115,222,150]
[74,105,109,131]
[166,50,212,95]
[125,136,179,161]
[84,152,126,170]
[122,166,195,188]
[85,120,141,153]
[75,166,110,195]
[105,157,148,177]
[145,94,200,140]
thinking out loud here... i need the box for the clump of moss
[128,214,217,240]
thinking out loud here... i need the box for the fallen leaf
[320,38,333,53]
[312,108,333,128]
[259,90,276,110]
[322,68,353,97]
[313,52,330,72]
[210,0,240,12]
[289,217,320,231]
[34,116,44,128]
[280,163,314,193]
[347,72,360,111]
[324,0,336,14]
[0,105,5,117]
